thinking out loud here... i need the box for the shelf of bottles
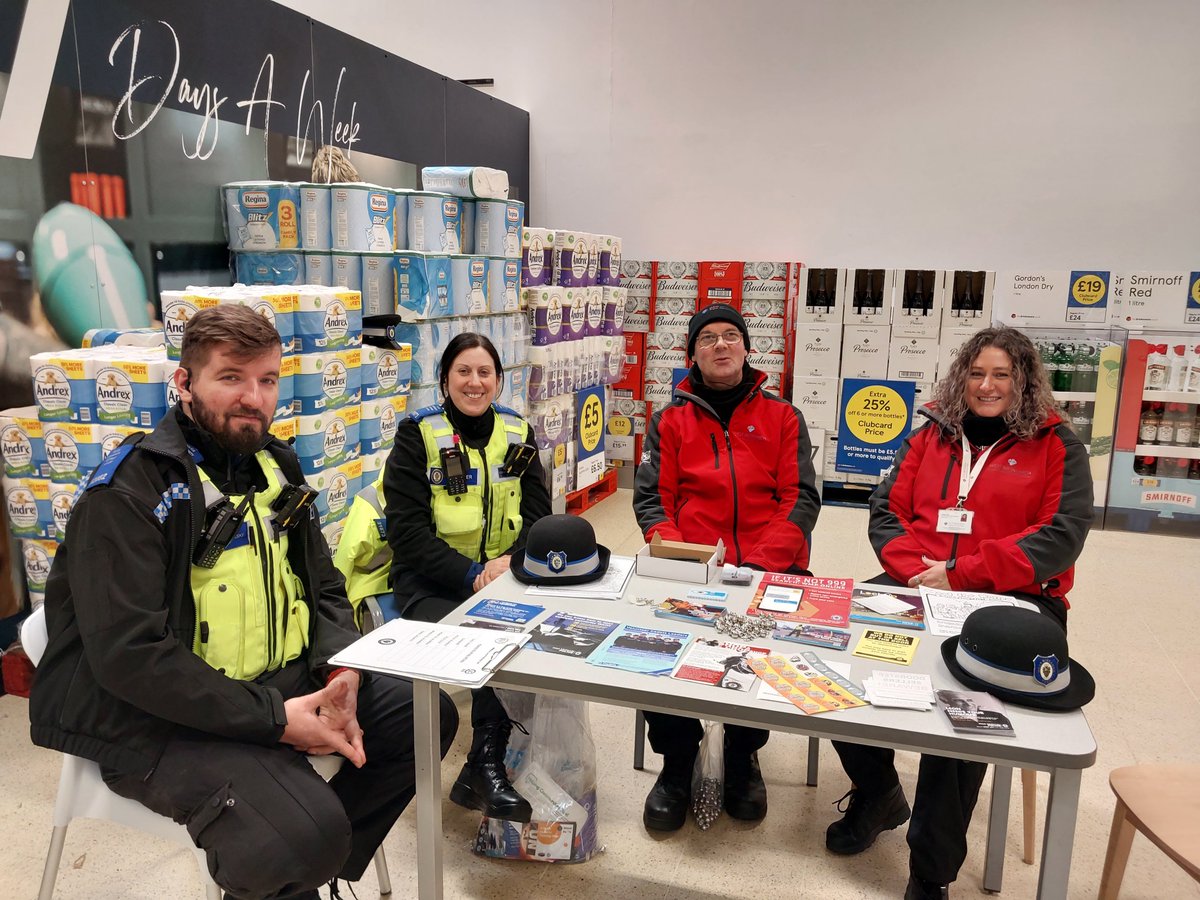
[1106,328,1200,535]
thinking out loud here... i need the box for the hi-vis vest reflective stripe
[191,451,310,681]
[334,468,391,612]
[417,408,526,562]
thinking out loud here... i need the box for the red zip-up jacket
[870,406,1093,604]
[634,369,820,571]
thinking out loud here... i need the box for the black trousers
[103,662,459,900]
[396,568,507,736]
[831,574,1068,884]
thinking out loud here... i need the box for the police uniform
[31,407,459,899]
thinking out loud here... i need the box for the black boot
[723,750,768,821]
[643,754,694,832]
[825,783,911,854]
[904,873,949,900]
[449,720,533,822]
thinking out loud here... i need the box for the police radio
[194,488,255,569]
[439,435,469,496]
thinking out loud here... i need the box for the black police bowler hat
[510,514,611,586]
[940,606,1095,711]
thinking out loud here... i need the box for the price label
[1070,275,1107,306]
[608,415,632,437]
[1066,270,1109,323]
[579,393,603,453]
[844,386,907,445]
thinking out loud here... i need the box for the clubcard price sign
[1066,270,1110,324]
[835,378,915,476]
[576,384,606,489]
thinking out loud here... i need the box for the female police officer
[383,332,551,822]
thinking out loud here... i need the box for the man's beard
[191,392,270,455]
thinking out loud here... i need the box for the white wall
[284,0,1200,269]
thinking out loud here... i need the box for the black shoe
[825,783,911,854]
[904,875,949,900]
[449,721,533,822]
[723,751,767,821]
[643,757,693,832]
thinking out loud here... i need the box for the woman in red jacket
[826,326,1092,900]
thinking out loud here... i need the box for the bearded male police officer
[30,305,459,900]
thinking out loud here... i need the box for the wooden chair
[1097,764,1200,899]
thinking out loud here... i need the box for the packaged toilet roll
[451,256,489,315]
[94,422,142,461]
[223,181,300,250]
[602,287,627,336]
[525,287,565,346]
[313,457,361,526]
[393,189,412,251]
[563,288,587,342]
[321,519,345,554]
[234,251,305,286]
[521,228,555,287]
[93,353,168,428]
[408,383,439,410]
[331,252,363,292]
[22,538,58,595]
[299,183,332,250]
[408,193,461,254]
[598,235,622,287]
[331,183,395,252]
[161,291,221,361]
[396,252,453,320]
[82,328,164,349]
[584,286,604,337]
[43,422,102,484]
[294,288,363,353]
[475,199,524,258]
[360,252,396,317]
[295,349,362,414]
[584,232,600,287]
[295,407,361,475]
[488,258,520,313]
[277,354,297,419]
[5,477,51,539]
[420,166,510,200]
[358,398,384,456]
[459,199,475,254]
[269,415,296,444]
[376,393,407,453]
[304,252,333,286]
[31,350,93,422]
[362,344,411,399]
[553,231,589,288]
[48,480,79,541]
[360,449,386,484]
[1,407,47,479]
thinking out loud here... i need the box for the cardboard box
[807,426,826,483]
[748,335,788,373]
[941,270,995,330]
[840,324,891,379]
[910,381,934,430]
[887,335,939,382]
[742,296,788,336]
[793,322,843,378]
[646,330,688,368]
[1109,271,1200,330]
[623,290,651,333]
[649,294,695,334]
[796,267,845,324]
[742,262,792,300]
[892,269,945,338]
[936,327,981,380]
[791,376,840,431]
[635,534,726,584]
[621,259,655,298]
[653,261,699,299]
[843,269,896,325]
[613,332,646,396]
[698,261,744,310]
[993,270,1112,326]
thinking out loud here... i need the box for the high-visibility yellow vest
[415,406,527,562]
[191,451,310,680]
[333,468,391,613]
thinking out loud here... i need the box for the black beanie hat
[686,303,751,357]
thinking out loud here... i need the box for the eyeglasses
[695,330,744,350]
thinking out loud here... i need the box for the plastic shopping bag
[475,692,603,863]
[691,720,724,830]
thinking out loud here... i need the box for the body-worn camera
[271,483,317,531]
[501,442,537,477]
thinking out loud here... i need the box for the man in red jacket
[634,303,820,832]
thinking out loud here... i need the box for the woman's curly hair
[932,326,1057,441]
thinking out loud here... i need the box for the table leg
[806,736,820,787]
[983,765,1012,894]
[1036,767,1081,900]
[413,680,443,900]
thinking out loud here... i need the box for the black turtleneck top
[960,411,1011,448]
[686,362,757,426]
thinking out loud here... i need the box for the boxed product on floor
[646,330,687,368]
[941,270,995,330]
[743,296,788,336]
[993,270,1112,326]
[653,261,699,299]
[649,295,695,334]
[796,268,845,324]
[748,335,788,373]
[623,291,650,333]
[790,376,840,432]
[843,269,895,325]
[742,262,793,300]
[793,323,843,378]
[891,270,945,338]
[396,252,453,320]
[1109,271,1200,329]
[840,324,891,379]
[887,336,939,382]
[698,261,743,309]
[937,327,982,379]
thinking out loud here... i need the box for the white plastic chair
[22,605,392,899]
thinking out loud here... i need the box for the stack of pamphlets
[525,555,635,601]
[849,587,926,630]
[919,587,1039,637]
[936,689,1015,736]
[525,611,619,659]
[863,671,934,709]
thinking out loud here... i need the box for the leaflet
[654,597,728,627]
[771,623,851,651]
[748,653,868,715]
[852,629,919,665]
[525,611,619,659]
[671,638,769,693]
[850,586,926,631]
[466,598,545,624]
[936,689,1015,736]
[746,573,853,628]
[919,587,1038,637]
[587,624,692,676]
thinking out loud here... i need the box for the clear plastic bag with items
[691,720,724,830]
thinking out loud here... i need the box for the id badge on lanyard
[936,435,996,535]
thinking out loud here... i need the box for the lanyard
[957,434,998,508]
